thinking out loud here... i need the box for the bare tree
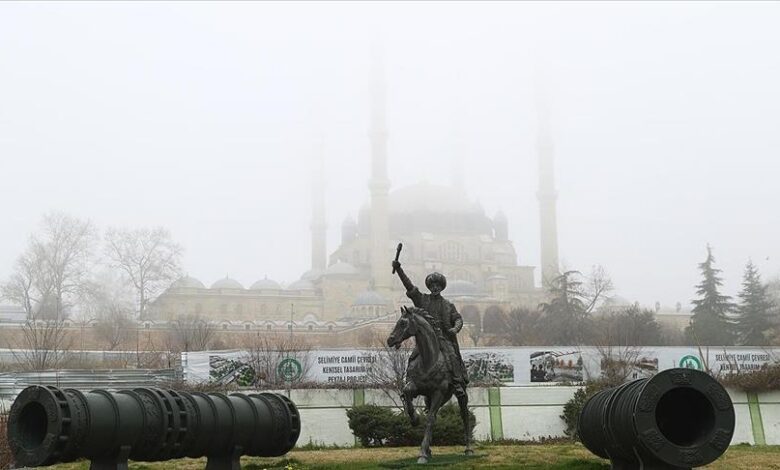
[104,227,182,319]
[362,329,413,408]
[14,318,74,370]
[584,265,614,314]
[464,322,482,347]
[1,213,95,370]
[81,271,137,350]
[1,212,96,320]
[168,314,217,352]
[592,344,645,385]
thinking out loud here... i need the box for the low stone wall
[283,386,779,447]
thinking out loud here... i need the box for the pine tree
[685,245,736,345]
[735,260,774,345]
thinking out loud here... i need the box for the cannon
[578,368,734,470]
[7,385,301,470]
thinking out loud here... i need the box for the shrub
[560,378,621,441]
[347,403,475,447]
[719,364,780,392]
[346,405,396,447]
[0,414,12,469]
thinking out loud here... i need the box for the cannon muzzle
[578,368,734,470]
[7,385,301,470]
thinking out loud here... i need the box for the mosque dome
[324,261,359,276]
[250,278,282,290]
[446,280,484,298]
[300,268,324,281]
[171,276,206,289]
[287,279,316,291]
[211,277,244,290]
[352,290,389,307]
[357,182,493,236]
[389,183,478,214]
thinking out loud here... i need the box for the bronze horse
[387,306,473,464]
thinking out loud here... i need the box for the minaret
[310,142,327,271]
[369,44,392,293]
[536,82,560,288]
[451,119,466,193]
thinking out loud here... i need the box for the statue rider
[391,260,469,398]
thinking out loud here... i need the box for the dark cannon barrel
[7,385,301,470]
[578,368,735,470]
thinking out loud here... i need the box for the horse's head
[387,306,418,349]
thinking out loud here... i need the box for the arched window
[235,304,244,315]
[450,269,472,282]
[439,241,464,262]
[195,303,203,315]
[461,305,480,329]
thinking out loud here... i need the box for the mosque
[146,54,561,337]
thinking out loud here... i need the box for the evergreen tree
[735,260,774,345]
[685,245,736,345]
[540,271,587,344]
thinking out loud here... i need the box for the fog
[1,2,779,308]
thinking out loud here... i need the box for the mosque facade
[147,52,561,334]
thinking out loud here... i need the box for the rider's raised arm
[392,261,416,292]
[392,261,422,306]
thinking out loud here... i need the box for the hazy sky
[1,2,779,309]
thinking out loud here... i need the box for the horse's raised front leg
[417,391,444,464]
[456,388,474,455]
[402,382,419,427]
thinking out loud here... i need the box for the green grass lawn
[45,443,780,470]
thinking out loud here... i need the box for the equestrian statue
[387,244,473,464]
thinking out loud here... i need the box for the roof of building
[171,276,206,289]
[389,182,479,214]
[300,268,324,281]
[287,279,316,290]
[324,261,359,276]
[353,290,389,306]
[446,280,484,297]
[250,278,282,290]
[211,277,244,290]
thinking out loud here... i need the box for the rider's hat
[424,272,447,290]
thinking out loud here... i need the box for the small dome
[494,210,507,221]
[211,277,244,290]
[287,279,316,291]
[353,290,389,306]
[324,261,358,276]
[342,215,356,227]
[446,280,483,297]
[250,278,281,290]
[300,268,324,281]
[171,276,205,289]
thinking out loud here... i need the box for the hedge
[346,403,475,447]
